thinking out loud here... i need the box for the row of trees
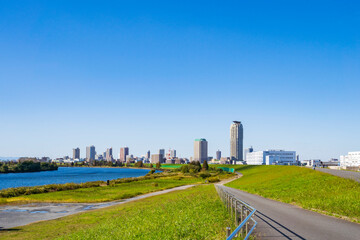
[57,160,162,169]
[179,160,210,173]
[0,161,58,173]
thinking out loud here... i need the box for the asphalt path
[218,185,360,240]
[0,184,194,229]
[314,167,360,182]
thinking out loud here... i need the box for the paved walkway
[314,167,360,182]
[218,185,360,240]
[0,185,194,229]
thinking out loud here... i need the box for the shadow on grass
[0,227,20,232]
[235,165,259,172]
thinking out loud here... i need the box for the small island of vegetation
[0,159,58,173]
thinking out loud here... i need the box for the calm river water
[0,167,152,190]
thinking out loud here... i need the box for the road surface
[0,185,194,229]
[218,185,360,240]
[315,167,360,182]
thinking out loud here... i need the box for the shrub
[208,177,220,183]
[199,172,211,179]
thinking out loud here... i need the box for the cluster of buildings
[52,145,187,165]
[340,152,360,169]
[48,120,359,169]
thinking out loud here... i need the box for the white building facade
[340,151,360,167]
[246,150,297,165]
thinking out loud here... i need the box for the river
[0,167,152,190]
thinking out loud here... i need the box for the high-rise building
[244,146,253,161]
[171,149,176,158]
[194,138,208,163]
[151,154,163,163]
[146,150,150,159]
[106,148,113,161]
[120,147,129,162]
[73,148,80,160]
[230,121,244,162]
[159,149,165,156]
[216,150,221,160]
[86,145,96,161]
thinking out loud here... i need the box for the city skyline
[1,1,359,160]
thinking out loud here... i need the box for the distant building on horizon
[106,148,113,161]
[340,151,360,167]
[146,150,150,159]
[170,149,176,158]
[86,145,96,161]
[194,138,208,163]
[244,146,253,162]
[230,121,243,162]
[151,154,163,164]
[246,150,296,165]
[120,147,129,162]
[159,149,165,156]
[73,148,80,160]
[216,150,221,160]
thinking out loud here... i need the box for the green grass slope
[225,165,360,222]
[0,185,234,240]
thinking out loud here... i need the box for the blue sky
[0,1,359,160]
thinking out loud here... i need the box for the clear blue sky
[0,1,359,160]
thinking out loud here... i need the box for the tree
[156,162,161,169]
[202,160,209,171]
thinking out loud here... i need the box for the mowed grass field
[2,175,201,204]
[0,185,234,240]
[225,165,360,222]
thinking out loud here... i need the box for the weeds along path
[0,184,194,229]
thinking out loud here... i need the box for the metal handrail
[215,185,257,240]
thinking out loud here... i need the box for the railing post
[245,209,249,236]
[230,196,233,218]
[235,201,238,226]
[241,204,244,222]
[226,227,231,238]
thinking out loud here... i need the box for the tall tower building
[120,147,129,162]
[216,150,221,160]
[230,121,244,162]
[73,148,80,160]
[106,148,113,161]
[146,150,150,159]
[86,145,96,161]
[194,139,208,163]
[171,149,176,158]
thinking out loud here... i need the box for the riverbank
[0,161,58,174]
[0,168,234,205]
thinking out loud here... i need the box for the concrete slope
[220,185,360,240]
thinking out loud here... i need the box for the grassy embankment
[0,185,235,240]
[224,165,360,222]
